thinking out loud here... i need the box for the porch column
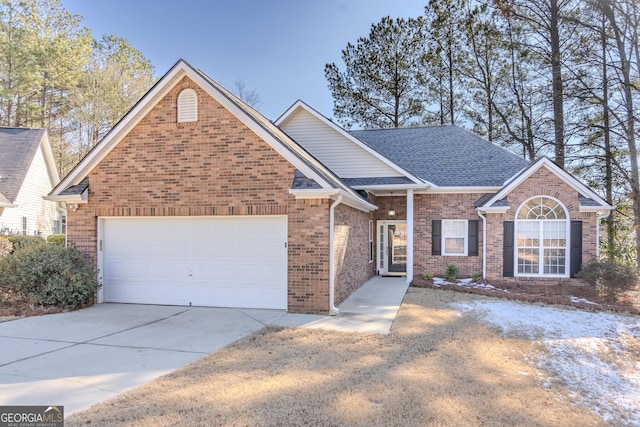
[406,189,414,283]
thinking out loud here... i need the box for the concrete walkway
[274,276,410,334]
[0,276,409,415]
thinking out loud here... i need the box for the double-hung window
[442,219,468,256]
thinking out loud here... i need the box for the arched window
[515,196,569,276]
[177,88,197,122]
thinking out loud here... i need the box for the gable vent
[177,88,197,122]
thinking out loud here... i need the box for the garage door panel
[102,216,287,309]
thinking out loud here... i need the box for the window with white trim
[442,219,468,256]
[516,196,568,276]
[177,88,197,122]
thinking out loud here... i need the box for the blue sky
[62,0,427,121]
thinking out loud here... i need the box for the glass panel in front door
[388,224,407,273]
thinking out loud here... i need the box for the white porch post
[406,189,414,283]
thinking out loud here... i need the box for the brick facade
[412,193,484,278]
[65,73,600,315]
[67,76,335,314]
[334,204,376,303]
[485,166,597,286]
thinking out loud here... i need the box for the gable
[476,158,613,213]
[89,77,299,207]
[50,60,375,212]
[278,106,403,179]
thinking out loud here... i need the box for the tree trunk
[550,0,565,168]
[599,0,640,266]
[601,15,615,262]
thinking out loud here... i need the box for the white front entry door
[377,221,407,276]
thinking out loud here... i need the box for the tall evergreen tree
[423,0,468,126]
[324,16,427,128]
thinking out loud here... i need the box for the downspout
[406,189,414,283]
[476,210,487,280]
[596,211,609,260]
[329,195,343,315]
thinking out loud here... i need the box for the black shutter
[432,220,441,255]
[570,221,583,278]
[468,220,479,256]
[503,221,514,277]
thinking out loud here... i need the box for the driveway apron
[0,304,278,415]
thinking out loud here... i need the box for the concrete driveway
[0,304,285,415]
[0,276,409,417]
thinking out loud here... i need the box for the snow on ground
[452,299,640,426]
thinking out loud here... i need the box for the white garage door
[100,216,287,309]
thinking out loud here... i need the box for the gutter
[476,210,487,280]
[328,195,343,315]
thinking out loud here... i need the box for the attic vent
[177,88,197,122]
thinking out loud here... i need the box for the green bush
[422,272,434,280]
[0,244,98,308]
[7,235,45,252]
[0,237,11,257]
[444,264,459,281]
[577,260,639,303]
[47,234,66,246]
[471,272,482,283]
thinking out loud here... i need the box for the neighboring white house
[0,127,64,237]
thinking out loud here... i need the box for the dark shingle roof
[291,170,322,189]
[0,127,46,202]
[475,193,509,208]
[579,195,605,207]
[58,178,89,196]
[349,126,529,187]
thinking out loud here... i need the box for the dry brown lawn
[67,288,604,426]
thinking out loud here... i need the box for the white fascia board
[426,186,501,194]
[40,132,60,185]
[477,206,510,214]
[482,157,612,209]
[43,194,86,203]
[275,100,424,185]
[289,188,377,212]
[579,205,615,213]
[51,64,187,196]
[0,201,16,208]
[350,183,430,192]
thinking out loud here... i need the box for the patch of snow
[432,277,453,286]
[569,296,598,305]
[451,299,640,426]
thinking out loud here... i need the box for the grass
[66,288,603,426]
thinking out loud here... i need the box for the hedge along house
[48,60,613,314]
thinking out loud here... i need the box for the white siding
[279,108,402,178]
[0,145,60,237]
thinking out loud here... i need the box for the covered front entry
[377,220,407,276]
[98,216,288,309]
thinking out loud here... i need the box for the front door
[378,221,407,276]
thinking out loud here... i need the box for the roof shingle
[349,126,528,187]
[0,127,46,202]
